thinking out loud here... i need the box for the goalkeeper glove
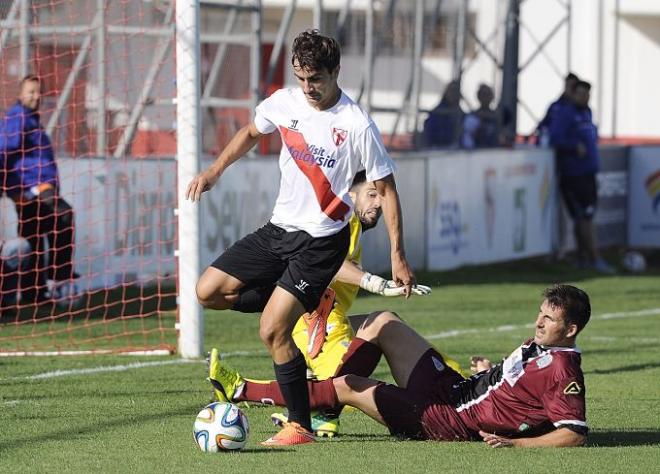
[359,272,432,297]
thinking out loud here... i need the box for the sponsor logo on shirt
[286,143,337,169]
[332,127,347,146]
[502,346,525,386]
[289,119,299,130]
[535,353,553,369]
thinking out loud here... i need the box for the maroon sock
[236,378,337,410]
[322,337,382,418]
[236,380,285,405]
[333,337,382,378]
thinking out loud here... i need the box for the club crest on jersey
[332,127,347,146]
[563,381,582,395]
[535,353,553,369]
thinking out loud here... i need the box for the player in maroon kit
[211,284,590,447]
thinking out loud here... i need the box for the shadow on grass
[586,361,660,375]
[0,402,201,451]
[588,430,660,447]
[328,433,393,442]
[239,448,295,453]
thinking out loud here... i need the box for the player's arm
[374,174,415,297]
[469,356,492,374]
[186,122,263,202]
[334,260,431,296]
[479,427,586,448]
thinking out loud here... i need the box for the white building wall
[264,0,660,139]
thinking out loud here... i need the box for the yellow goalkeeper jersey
[330,213,362,317]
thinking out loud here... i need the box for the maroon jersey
[422,340,587,440]
[448,340,587,438]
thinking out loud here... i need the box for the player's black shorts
[211,222,349,312]
[373,349,471,441]
[559,174,597,220]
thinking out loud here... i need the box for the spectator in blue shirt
[534,73,579,146]
[549,80,614,274]
[422,80,464,148]
[461,84,502,149]
[0,75,78,303]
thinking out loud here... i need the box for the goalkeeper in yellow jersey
[209,171,444,437]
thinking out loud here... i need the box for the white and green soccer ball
[622,251,646,273]
[193,402,249,452]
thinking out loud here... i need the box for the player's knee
[195,280,223,308]
[195,274,237,309]
[195,280,212,307]
[356,310,402,339]
[332,375,356,401]
[333,374,370,404]
[258,322,288,350]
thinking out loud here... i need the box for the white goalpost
[175,0,204,359]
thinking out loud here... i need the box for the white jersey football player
[186,30,415,446]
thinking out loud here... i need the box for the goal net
[0,0,180,355]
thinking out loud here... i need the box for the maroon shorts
[373,349,471,441]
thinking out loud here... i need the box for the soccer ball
[193,402,249,452]
[621,251,646,273]
[45,279,84,309]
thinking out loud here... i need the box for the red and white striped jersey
[254,87,395,237]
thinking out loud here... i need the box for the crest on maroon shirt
[332,127,347,146]
[563,381,582,395]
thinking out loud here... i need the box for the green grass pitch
[1,258,659,473]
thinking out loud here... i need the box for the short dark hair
[291,30,341,73]
[350,170,367,191]
[565,72,579,82]
[19,74,40,88]
[543,284,591,334]
[574,80,591,91]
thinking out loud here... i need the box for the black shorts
[559,174,597,220]
[211,222,349,312]
[374,349,470,441]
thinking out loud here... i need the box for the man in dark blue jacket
[549,80,613,273]
[0,75,77,303]
[537,73,579,141]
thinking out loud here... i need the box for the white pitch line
[584,335,660,344]
[424,307,660,340]
[23,359,196,380]
[7,308,660,381]
[598,308,660,320]
[2,400,22,406]
[5,350,263,381]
